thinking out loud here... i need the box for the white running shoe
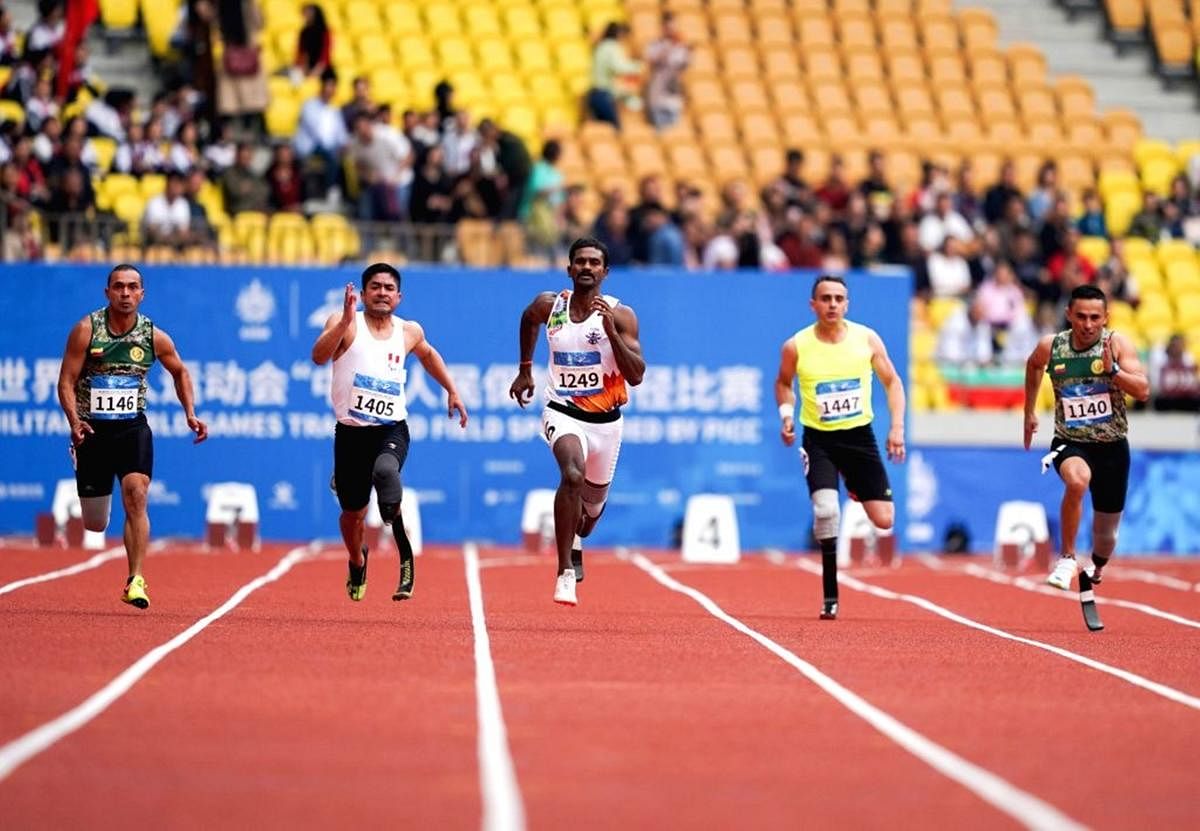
[1046,556,1077,591]
[553,570,578,606]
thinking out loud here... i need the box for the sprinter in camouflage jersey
[1023,285,1148,591]
[57,265,207,609]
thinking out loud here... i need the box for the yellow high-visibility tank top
[793,321,874,430]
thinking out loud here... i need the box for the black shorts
[333,420,410,512]
[802,424,892,502]
[74,414,153,498]
[1049,436,1130,513]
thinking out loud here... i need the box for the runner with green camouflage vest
[1023,285,1149,595]
[56,265,207,609]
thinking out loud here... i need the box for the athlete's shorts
[333,420,410,512]
[542,402,623,485]
[74,414,153,498]
[1048,436,1130,513]
[802,423,892,502]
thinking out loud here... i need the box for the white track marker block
[204,483,260,551]
[993,500,1050,571]
[681,494,740,564]
[836,499,875,567]
[520,488,556,553]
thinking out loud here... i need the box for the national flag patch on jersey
[90,347,104,355]
[1052,363,1066,374]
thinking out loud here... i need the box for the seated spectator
[266,143,303,212]
[926,235,973,299]
[1126,192,1164,241]
[347,110,413,222]
[0,7,20,66]
[1026,160,1058,224]
[45,167,95,249]
[954,160,983,230]
[184,168,215,245]
[32,114,61,165]
[776,207,823,268]
[982,159,1022,224]
[1076,188,1107,238]
[24,74,57,135]
[973,260,1031,357]
[815,155,852,219]
[644,205,685,265]
[918,191,973,253]
[341,75,373,132]
[142,171,195,247]
[202,121,237,173]
[477,117,531,220]
[408,144,453,225]
[773,148,812,210]
[936,302,993,366]
[85,89,134,142]
[591,202,633,265]
[440,110,478,179]
[1,211,42,261]
[113,119,167,177]
[643,12,690,130]
[44,133,95,206]
[294,3,331,79]
[1150,334,1200,412]
[821,228,850,273]
[165,120,204,174]
[559,183,591,251]
[220,140,269,215]
[23,0,64,64]
[1095,238,1140,306]
[10,136,49,207]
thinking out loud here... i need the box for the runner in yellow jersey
[56,264,208,609]
[1023,284,1148,592]
[774,275,906,620]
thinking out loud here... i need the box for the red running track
[1,540,1198,829]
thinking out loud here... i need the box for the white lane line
[1116,568,1196,592]
[956,563,1200,631]
[0,543,316,782]
[628,552,1087,831]
[463,543,526,831]
[0,542,165,597]
[794,560,1200,711]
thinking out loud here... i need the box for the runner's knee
[80,495,111,532]
[811,489,840,538]
[559,462,585,492]
[120,477,148,514]
[581,481,609,518]
[865,501,894,531]
[372,453,403,508]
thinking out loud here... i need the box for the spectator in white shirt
[293,67,348,198]
[142,172,195,248]
[347,110,413,221]
[918,191,974,253]
[440,110,478,179]
[926,235,973,299]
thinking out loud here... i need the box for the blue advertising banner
[907,446,1200,555]
[0,264,909,549]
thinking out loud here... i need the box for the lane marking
[955,563,1200,631]
[1115,568,1196,592]
[628,552,1087,831]
[0,543,315,782]
[0,542,165,597]
[793,560,1200,711]
[463,543,526,831]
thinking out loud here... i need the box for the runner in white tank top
[509,237,646,606]
[312,264,468,603]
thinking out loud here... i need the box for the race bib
[349,372,404,424]
[89,375,139,420]
[1062,383,1112,428]
[552,351,602,397]
[815,379,862,423]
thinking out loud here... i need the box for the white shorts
[541,406,624,485]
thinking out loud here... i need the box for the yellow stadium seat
[354,34,394,72]
[422,2,460,37]
[342,1,384,35]
[1166,260,1200,295]
[475,37,515,73]
[514,39,553,76]
[1175,294,1200,330]
[394,36,436,72]
[967,48,1008,87]
[1157,238,1197,268]
[1141,156,1180,196]
[927,52,966,85]
[1006,43,1047,86]
[265,95,301,137]
[1176,139,1200,167]
[836,12,877,51]
[101,0,139,29]
[504,7,541,39]
[958,8,998,51]
[1102,109,1143,150]
[1077,236,1111,266]
[383,3,422,36]
[112,192,146,231]
[754,13,795,48]
[1133,137,1176,168]
[844,50,885,83]
[879,17,919,51]
[1054,75,1095,119]
[140,0,179,57]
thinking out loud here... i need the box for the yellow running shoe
[122,575,150,609]
[346,546,368,601]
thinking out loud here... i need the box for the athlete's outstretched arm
[155,327,208,443]
[508,292,555,408]
[408,321,468,427]
[57,316,93,446]
[311,283,358,365]
[774,338,798,447]
[1107,331,1150,402]
[1023,334,1054,450]
[606,304,645,386]
[868,331,906,462]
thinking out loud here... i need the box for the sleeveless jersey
[544,290,628,413]
[331,312,409,426]
[75,308,155,422]
[792,320,875,431]
[1049,328,1127,442]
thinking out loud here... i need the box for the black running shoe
[571,547,584,583]
[347,546,368,601]
[392,551,414,601]
[820,599,838,620]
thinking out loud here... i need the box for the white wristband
[778,403,793,421]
